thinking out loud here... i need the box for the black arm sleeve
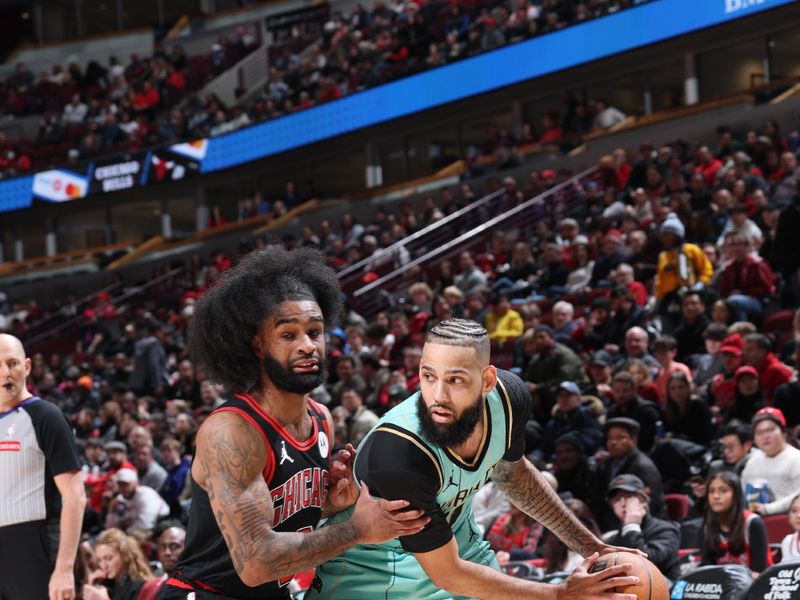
[748,516,769,573]
[355,428,453,553]
[27,400,81,475]
[496,370,532,462]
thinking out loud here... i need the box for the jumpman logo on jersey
[444,472,459,490]
[279,440,294,465]
[468,527,479,544]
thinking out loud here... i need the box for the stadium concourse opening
[1,0,800,599]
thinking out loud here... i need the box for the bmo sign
[724,0,774,14]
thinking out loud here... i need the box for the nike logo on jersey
[279,440,295,465]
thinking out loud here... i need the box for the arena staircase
[342,166,597,318]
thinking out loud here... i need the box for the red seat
[762,310,793,338]
[493,354,514,370]
[762,513,793,545]
[528,558,548,569]
[585,288,610,302]
[665,493,690,521]
[677,548,699,559]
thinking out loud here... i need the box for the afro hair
[189,245,342,392]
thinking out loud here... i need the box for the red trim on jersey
[214,407,276,483]
[194,579,222,593]
[309,399,332,460]
[165,577,192,590]
[234,392,319,452]
[164,577,221,593]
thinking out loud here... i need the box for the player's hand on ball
[592,542,647,559]
[557,553,639,600]
[351,482,429,544]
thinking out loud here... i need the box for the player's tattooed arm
[491,457,602,557]
[196,411,427,587]
[195,412,358,586]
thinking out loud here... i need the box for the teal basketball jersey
[307,370,530,600]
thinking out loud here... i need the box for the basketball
[590,551,669,600]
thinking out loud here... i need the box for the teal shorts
[306,509,499,600]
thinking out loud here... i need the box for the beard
[417,392,484,448]
[262,352,326,395]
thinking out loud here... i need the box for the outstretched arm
[414,539,638,600]
[491,457,602,557]
[196,412,426,587]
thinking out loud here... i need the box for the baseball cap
[752,406,786,429]
[554,431,584,454]
[557,381,581,395]
[604,417,641,437]
[590,297,611,311]
[589,350,614,367]
[388,384,407,400]
[115,468,138,484]
[734,365,759,383]
[104,441,127,453]
[720,333,744,356]
[606,474,645,498]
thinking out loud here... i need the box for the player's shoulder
[494,369,530,408]
[197,406,266,449]
[495,369,527,395]
[357,424,444,489]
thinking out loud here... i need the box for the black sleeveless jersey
[173,393,331,599]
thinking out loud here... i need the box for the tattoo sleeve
[198,413,360,586]
[491,457,600,556]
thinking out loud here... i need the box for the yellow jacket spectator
[655,213,714,300]
[485,292,524,342]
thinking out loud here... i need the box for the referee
[0,334,86,599]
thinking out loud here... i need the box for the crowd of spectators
[0,0,647,177]
[7,110,800,596]
[0,25,258,175]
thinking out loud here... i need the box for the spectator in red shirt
[743,333,793,404]
[717,232,775,322]
[539,113,563,144]
[693,145,723,189]
[132,81,160,114]
[611,263,648,306]
[86,440,135,513]
[614,148,632,189]
[710,334,745,420]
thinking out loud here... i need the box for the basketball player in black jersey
[156,246,428,600]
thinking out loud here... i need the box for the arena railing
[337,187,508,293]
[349,166,598,318]
[22,266,184,357]
[20,281,122,339]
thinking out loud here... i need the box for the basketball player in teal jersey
[308,319,640,600]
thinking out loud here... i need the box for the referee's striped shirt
[0,396,81,528]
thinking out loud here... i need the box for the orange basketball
[589,551,669,600]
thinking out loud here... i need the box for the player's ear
[482,365,497,395]
[251,333,264,357]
